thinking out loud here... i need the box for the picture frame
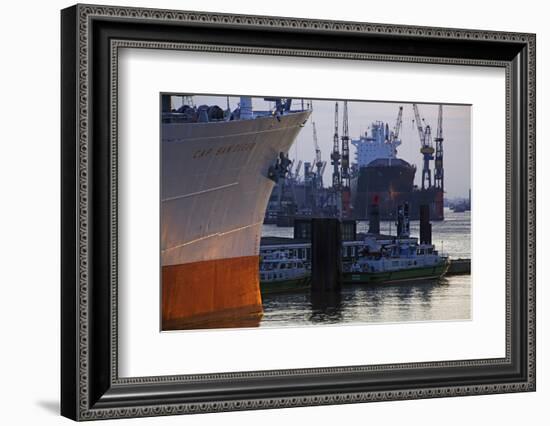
[61,3,536,421]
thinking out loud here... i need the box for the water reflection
[260,275,470,327]
[310,292,343,323]
[260,209,471,327]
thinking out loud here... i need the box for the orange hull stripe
[162,255,263,330]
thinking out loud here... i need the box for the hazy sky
[170,95,471,199]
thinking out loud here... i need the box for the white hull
[161,110,311,267]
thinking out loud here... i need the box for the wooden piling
[419,204,432,245]
[368,196,380,234]
[311,218,342,293]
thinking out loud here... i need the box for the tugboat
[259,251,311,294]
[343,238,450,284]
[343,203,450,284]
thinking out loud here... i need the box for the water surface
[259,209,471,327]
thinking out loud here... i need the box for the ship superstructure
[352,120,401,167]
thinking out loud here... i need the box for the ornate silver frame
[61,4,535,420]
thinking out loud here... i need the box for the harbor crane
[312,121,324,188]
[341,101,352,217]
[434,105,444,191]
[286,159,299,181]
[293,159,302,180]
[330,102,342,216]
[392,106,403,141]
[320,161,327,178]
[280,160,299,213]
[331,103,341,189]
[412,103,435,190]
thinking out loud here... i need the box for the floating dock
[446,259,471,275]
[260,236,471,280]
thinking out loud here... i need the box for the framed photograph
[61,4,536,421]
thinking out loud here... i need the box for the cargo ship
[161,96,311,329]
[351,120,443,220]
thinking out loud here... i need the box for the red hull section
[162,256,263,330]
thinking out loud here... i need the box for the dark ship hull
[351,158,444,221]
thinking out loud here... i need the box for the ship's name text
[192,142,256,159]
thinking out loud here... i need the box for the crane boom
[312,121,323,180]
[436,104,443,140]
[341,101,350,179]
[412,104,425,146]
[393,106,403,140]
[342,101,349,139]
[294,160,302,179]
